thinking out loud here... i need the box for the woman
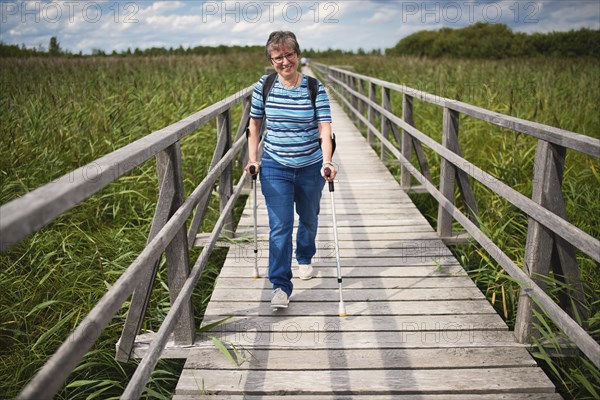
[246,31,336,309]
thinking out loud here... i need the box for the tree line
[385,22,600,59]
[0,37,384,58]
[2,23,598,59]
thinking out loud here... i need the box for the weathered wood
[184,347,533,370]
[437,107,459,237]
[17,126,250,400]
[218,266,466,278]
[187,111,233,248]
[325,64,599,157]
[201,315,507,337]
[1,88,253,252]
[174,395,562,400]
[116,145,179,362]
[328,75,599,262]
[380,87,391,161]
[121,162,251,399]
[234,97,252,166]
[217,110,234,238]
[368,81,377,149]
[515,141,588,343]
[176,367,555,395]
[213,276,478,290]
[224,257,460,268]
[203,300,498,317]
[401,93,415,188]
[207,287,487,302]
[161,143,195,345]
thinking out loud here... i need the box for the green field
[1,53,598,398]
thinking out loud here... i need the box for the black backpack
[251,72,336,155]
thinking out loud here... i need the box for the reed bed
[1,54,266,399]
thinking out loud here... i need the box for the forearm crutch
[324,168,347,317]
[249,165,260,279]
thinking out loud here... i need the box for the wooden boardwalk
[172,83,560,398]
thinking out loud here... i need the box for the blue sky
[1,1,599,54]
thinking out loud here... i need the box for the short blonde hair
[265,31,301,60]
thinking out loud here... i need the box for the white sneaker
[271,288,289,309]
[298,264,314,280]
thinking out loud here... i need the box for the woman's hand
[245,161,260,176]
[321,162,337,181]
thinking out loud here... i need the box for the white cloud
[1,0,598,54]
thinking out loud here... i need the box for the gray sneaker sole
[271,303,289,309]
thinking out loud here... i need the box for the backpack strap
[307,76,318,118]
[261,72,278,109]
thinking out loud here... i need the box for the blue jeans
[260,156,325,297]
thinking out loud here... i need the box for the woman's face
[269,44,299,81]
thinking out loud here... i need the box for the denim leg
[295,162,325,265]
[260,161,294,297]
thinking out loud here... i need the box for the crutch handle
[249,165,257,180]
[324,167,334,192]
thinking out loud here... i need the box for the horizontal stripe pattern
[250,74,332,168]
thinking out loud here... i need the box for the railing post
[401,94,415,189]
[381,87,391,161]
[116,142,194,361]
[217,109,234,238]
[357,78,366,135]
[514,140,587,343]
[162,142,195,345]
[368,82,377,149]
[350,76,359,126]
[437,107,459,237]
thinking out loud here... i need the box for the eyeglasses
[270,51,297,64]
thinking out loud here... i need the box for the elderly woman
[246,31,336,309]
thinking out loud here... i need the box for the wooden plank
[175,367,556,395]
[229,231,442,242]
[217,266,467,278]
[237,216,432,227]
[203,300,499,317]
[184,347,533,370]
[207,287,487,302]
[223,257,461,268]
[174,394,563,400]
[200,314,506,333]
[236,225,439,235]
[213,277,478,289]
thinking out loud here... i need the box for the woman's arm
[246,117,262,174]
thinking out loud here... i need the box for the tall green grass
[0,54,266,399]
[317,55,599,398]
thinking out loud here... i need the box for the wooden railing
[1,85,255,399]
[311,62,600,368]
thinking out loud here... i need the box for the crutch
[249,165,260,279]
[324,167,347,317]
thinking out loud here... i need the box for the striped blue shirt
[250,74,332,168]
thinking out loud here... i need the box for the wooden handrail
[327,72,600,262]
[13,86,254,399]
[317,64,599,157]
[313,62,600,369]
[0,88,253,252]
